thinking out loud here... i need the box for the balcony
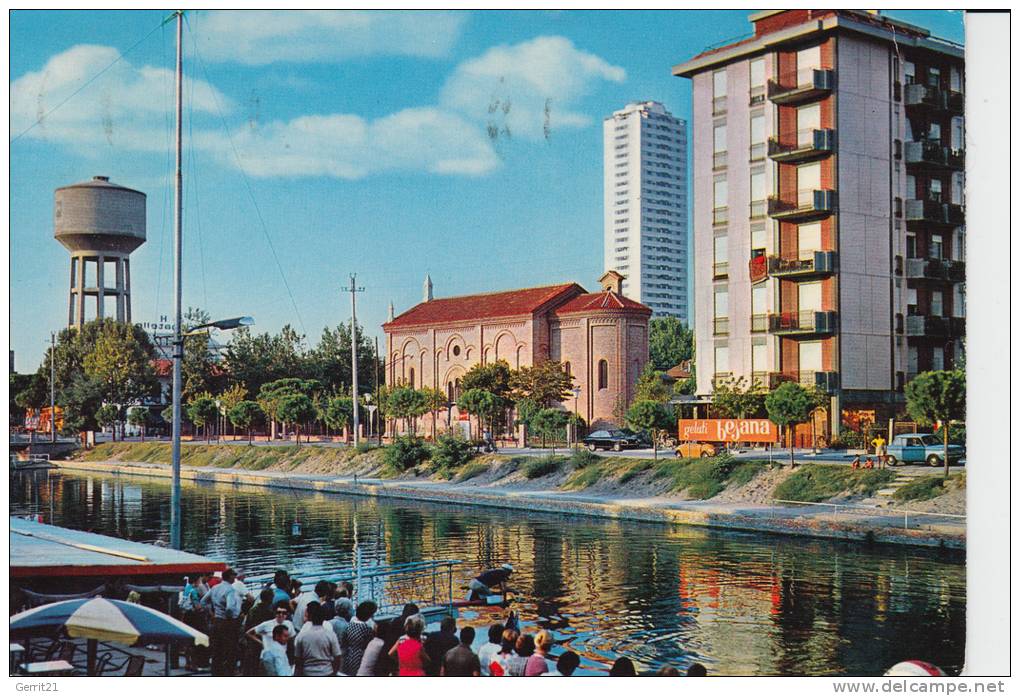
[768,250,837,278]
[713,317,730,336]
[767,189,837,222]
[767,128,836,163]
[905,199,965,227]
[904,257,966,283]
[904,84,965,115]
[766,370,839,392]
[767,68,835,105]
[904,139,964,172]
[769,310,837,336]
[905,314,966,338]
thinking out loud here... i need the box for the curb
[54,461,964,551]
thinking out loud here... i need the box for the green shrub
[432,433,476,470]
[773,464,896,502]
[355,441,377,454]
[618,460,652,485]
[570,448,601,470]
[562,460,610,490]
[892,476,946,502]
[456,461,490,482]
[523,456,565,479]
[830,429,865,450]
[383,436,432,473]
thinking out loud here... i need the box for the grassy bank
[772,464,896,502]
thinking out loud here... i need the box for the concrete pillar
[96,255,105,319]
[68,257,76,326]
[76,255,87,327]
[124,258,132,323]
[115,256,126,322]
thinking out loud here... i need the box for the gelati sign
[678,418,778,444]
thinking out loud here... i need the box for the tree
[634,365,672,403]
[257,378,321,439]
[307,322,380,395]
[462,360,513,398]
[905,370,966,478]
[217,384,248,438]
[187,394,219,443]
[324,396,353,441]
[457,389,500,440]
[82,320,159,405]
[224,324,309,398]
[95,404,120,439]
[531,408,570,453]
[510,360,573,407]
[765,382,815,467]
[712,375,767,419]
[127,407,149,441]
[385,386,430,436]
[277,393,317,446]
[649,317,694,371]
[229,400,264,445]
[61,375,105,436]
[420,387,448,440]
[626,400,673,460]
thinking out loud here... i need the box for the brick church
[382,271,651,434]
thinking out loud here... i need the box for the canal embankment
[61,443,965,550]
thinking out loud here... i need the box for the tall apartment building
[603,101,689,320]
[674,10,964,439]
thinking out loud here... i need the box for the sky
[9,9,964,371]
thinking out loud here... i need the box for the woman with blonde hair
[525,630,553,676]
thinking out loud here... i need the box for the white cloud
[221,107,499,179]
[440,35,626,141]
[10,44,229,151]
[194,10,466,65]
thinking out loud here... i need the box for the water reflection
[10,470,965,676]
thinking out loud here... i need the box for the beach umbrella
[10,598,208,675]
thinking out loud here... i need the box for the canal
[10,469,965,676]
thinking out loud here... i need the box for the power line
[184,13,308,336]
[10,14,169,144]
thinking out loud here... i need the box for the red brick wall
[781,338,799,373]
[821,336,835,370]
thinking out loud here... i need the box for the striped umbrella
[10,598,208,675]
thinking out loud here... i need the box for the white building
[603,101,689,320]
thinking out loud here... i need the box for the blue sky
[9,10,964,370]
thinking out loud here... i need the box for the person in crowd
[126,590,142,604]
[294,602,341,676]
[330,598,354,646]
[871,434,887,469]
[294,580,333,633]
[687,663,707,676]
[201,567,242,676]
[506,633,534,676]
[260,624,293,676]
[241,588,278,675]
[609,656,636,676]
[232,572,253,609]
[526,630,553,676]
[388,614,430,676]
[424,616,459,676]
[378,603,421,675]
[850,455,861,470]
[356,623,387,677]
[179,576,206,671]
[442,626,481,677]
[247,603,295,652]
[341,600,378,676]
[269,570,292,607]
[477,624,503,676]
[488,628,519,677]
[290,578,303,600]
[468,564,513,600]
[194,573,211,599]
[543,650,580,676]
[656,666,680,676]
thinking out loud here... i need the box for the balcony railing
[767,371,839,392]
[904,257,966,283]
[904,199,965,227]
[904,84,964,114]
[905,314,966,338]
[904,139,964,171]
[713,317,730,336]
[768,310,837,335]
[767,189,837,221]
[751,313,768,333]
[767,128,836,162]
[713,206,729,226]
[768,250,837,278]
[767,68,834,104]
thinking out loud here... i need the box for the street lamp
[170,316,253,550]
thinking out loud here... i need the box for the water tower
[54,176,146,327]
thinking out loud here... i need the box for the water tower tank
[54,176,146,327]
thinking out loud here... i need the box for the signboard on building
[678,418,778,444]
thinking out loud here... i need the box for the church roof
[384,283,583,329]
[554,290,652,316]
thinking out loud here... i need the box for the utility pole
[170,9,184,551]
[374,336,380,444]
[349,275,364,446]
[50,332,56,443]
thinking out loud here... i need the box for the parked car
[676,441,718,458]
[885,433,965,467]
[583,429,644,452]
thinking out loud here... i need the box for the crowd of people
[176,567,708,677]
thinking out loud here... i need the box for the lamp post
[170,316,253,550]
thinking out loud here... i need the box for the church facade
[382,272,652,434]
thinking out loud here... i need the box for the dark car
[583,429,644,452]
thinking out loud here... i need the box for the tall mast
[170,9,184,551]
